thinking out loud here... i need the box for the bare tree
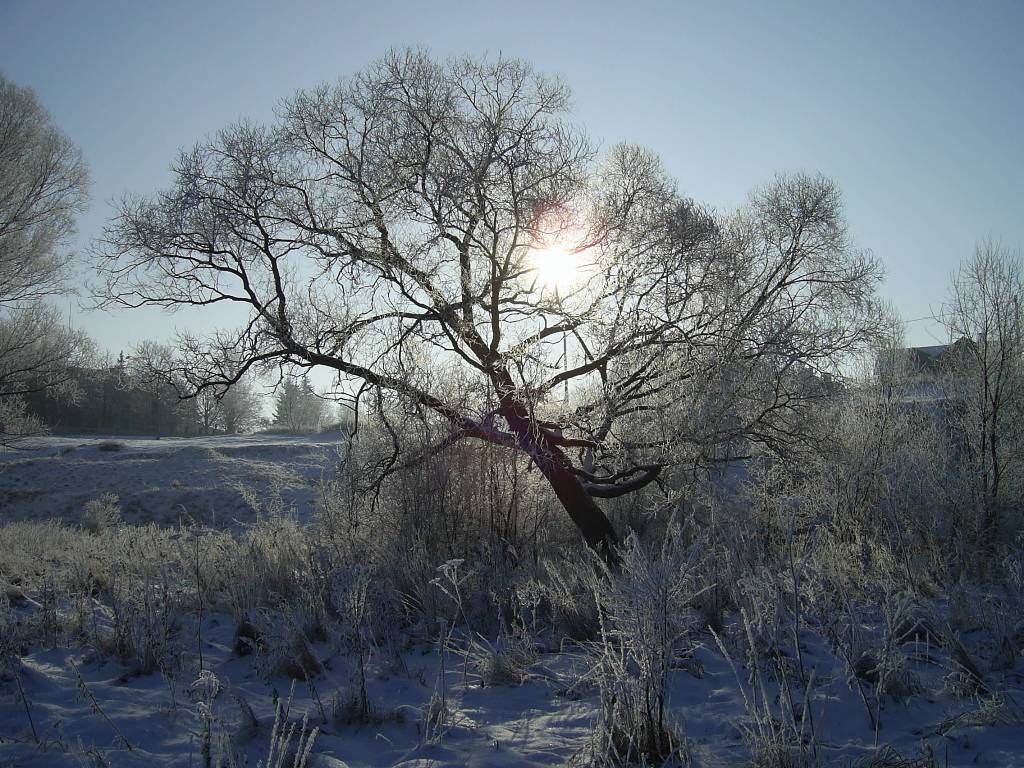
[194,386,223,435]
[94,50,882,557]
[220,376,263,434]
[940,241,1024,556]
[0,74,91,414]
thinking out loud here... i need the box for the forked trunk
[496,401,620,562]
[518,430,620,563]
[540,458,620,563]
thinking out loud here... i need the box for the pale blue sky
[1,0,1021,354]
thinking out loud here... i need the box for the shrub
[82,493,122,533]
[468,620,538,687]
[576,527,701,767]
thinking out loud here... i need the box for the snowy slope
[0,435,342,527]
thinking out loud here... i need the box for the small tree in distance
[220,376,264,434]
[194,372,265,434]
[272,375,325,433]
[95,49,883,558]
[940,241,1024,558]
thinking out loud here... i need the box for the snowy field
[4,615,1023,767]
[0,434,342,527]
[1,436,1023,767]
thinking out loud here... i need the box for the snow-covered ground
[0,434,342,527]
[0,629,598,768]
[4,609,1023,767]
[1,435,1022,767]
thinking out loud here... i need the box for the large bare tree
[95,50,882,557]
[0,74,91,438]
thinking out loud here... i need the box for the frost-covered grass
[1,435,1023,767]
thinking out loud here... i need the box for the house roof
[913,344,948,359]
[904,338,974,373]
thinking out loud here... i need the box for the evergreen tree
[272,375,324,433]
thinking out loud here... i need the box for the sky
[1,0,1022,355]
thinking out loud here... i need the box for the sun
[529,239,586,292]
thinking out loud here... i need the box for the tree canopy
[0,74,92,440]
[95,49,883,556]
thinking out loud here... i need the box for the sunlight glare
[529,239,586,292]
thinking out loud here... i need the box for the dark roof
[905,338,975,373]
[907,345,948,371]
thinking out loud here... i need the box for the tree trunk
[492,399,621,561]
[538,456,621,563]
[516,427,620,562]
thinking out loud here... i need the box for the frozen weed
[82,493,122,534]
[329,685,404,727]
[712,613,817,768]
[542,553,601,642]
[575,528,700,767]
[937,692,1023,734]
[852,744,936,768]
[261,683,319,768]
[191,669,236,768]
[467,618,538,687]
[943,634,989,698]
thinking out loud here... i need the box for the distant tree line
[22,352,266,436]
[22,350,358,437]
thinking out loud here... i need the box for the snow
[4,617,1023,766]
[0,434,342,527]
[1,436,1023,767]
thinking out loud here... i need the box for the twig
[193,526,205,672]
[70,657,134,751]
[14,662,40,744]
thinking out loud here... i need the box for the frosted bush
[82,492,122,534]
[248,606,323,681]
[468,618,538,687]
[575,527,701,767]
[0,590,18,669]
